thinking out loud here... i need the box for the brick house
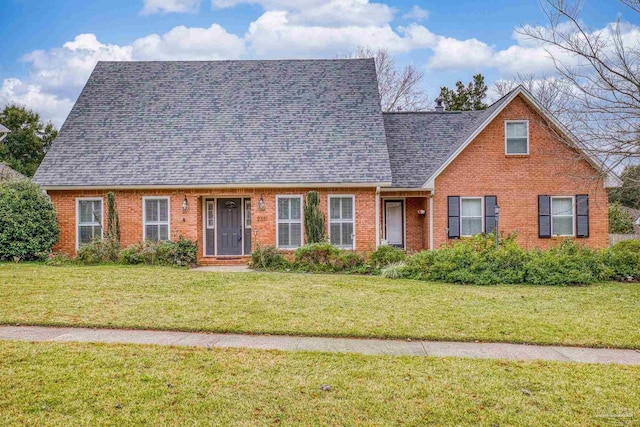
[34,59,619,264]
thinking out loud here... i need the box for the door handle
[238,228,242,242]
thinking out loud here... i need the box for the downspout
[429,191,434,250]
[375,186,381,248]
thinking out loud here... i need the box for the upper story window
[144,197,170,241]
[276,196,303,249]
[505,120,529,155]
[460,197,483,237]
[77,198,103,248]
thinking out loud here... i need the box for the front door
[385,200,404,248]
[217,198,242,255]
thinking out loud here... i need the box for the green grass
[1,340,638,426]
[1,263,639,348]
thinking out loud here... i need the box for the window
[329,196,355,249]
[505,121,529,154]
[206,200,215,229]
[245,199,252,228]
[460,197,483,236]
[551,196,574,236]
[276,196,302,248]
[144,197,170,241]
[77,198,103,247]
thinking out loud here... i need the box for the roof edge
[40,181,393,191]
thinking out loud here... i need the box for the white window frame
[505,120,530,155]
[244,199,252,229]
[550,196,575,237]
[276,195,303,249]
[460,197,484,237]
[142,196,171,241]
[76,197,104,249]
[328,195,356,250]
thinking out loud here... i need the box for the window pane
[461,218,483,236]
[507,138,528,154]
[330,198,341,220]
[145,200,158,222]
[278,198,289,220]
[159,225,169,241]
[79,201,94,223]
[278,223,290,247]
[79,225,93,244]
[553,217,573,236]
[330,223,341,245]
[552,198,573,216]
[92,201,102,223]
[341,223,354,247]
[145,224,159,242]
[290,198,301,220]
[507,122,527,138]
[245,200,252,227]
[290,223,302,247]
[341,198,353,220]
[461,199,481,216]
[158,199,169,222]
[207,202,215,228]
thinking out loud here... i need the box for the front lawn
[1,340,638,426]
[0,264,638,348]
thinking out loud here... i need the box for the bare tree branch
[343,47,429,112]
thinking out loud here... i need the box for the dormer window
[505,120,529,155]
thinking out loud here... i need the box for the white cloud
[426,36,494,71]
[141,0,200,14]
[402,5,428,21]
[132,24,245,60]
[0,78,74,127]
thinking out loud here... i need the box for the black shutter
[448,196,460,239]
[576,194,589,238]
[538,195,551,238]
[484,195,497,234]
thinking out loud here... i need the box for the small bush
[609,239,640,253]
[608,202,634,234]
[381,262,406,279]
[76,237,121,265]
[0,179,59,261]
[121,237,197,266]
[251,245,290,270]
[293,242,364,273]
[44,252,73,266]
[368,245,406,269]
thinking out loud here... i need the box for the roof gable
[34,59,392,188]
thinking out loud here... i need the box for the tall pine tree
[439,74,488,111]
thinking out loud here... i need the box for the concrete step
[199,256,250,266]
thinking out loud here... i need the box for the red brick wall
[432,94,609,249]
[48,187,378,262]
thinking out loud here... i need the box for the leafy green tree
[0,104,58,177]
[439,74,488,111]
[609,165,640,209]
[608,202,634,234]
[304,191,326,243]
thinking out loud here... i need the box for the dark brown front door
[217,198,242,256]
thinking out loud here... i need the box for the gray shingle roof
[383,91,515,188]
[34,59,392,187]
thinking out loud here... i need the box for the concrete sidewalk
[1,326,638,365]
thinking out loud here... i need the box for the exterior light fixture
[258,194,266,211]
[417,209,426,215]
[494,204,500,249]
[182,196,188,212]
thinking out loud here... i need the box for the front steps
[198,256,251,266]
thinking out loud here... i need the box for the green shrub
[76,237,121,265]
[368,245,406,269]
[251,245,290,270]
[44,252,73,266]
[608,202,634,233]
[304,191,326,244]
[602,248,640,281]
[381,262,406,279]
[609,239,640,253]
[0,179,59,261]
[120,237,197,266]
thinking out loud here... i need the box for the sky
[1,0,638,127]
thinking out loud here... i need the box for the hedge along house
[34,59,619,264]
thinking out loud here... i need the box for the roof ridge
[96,58,374,65]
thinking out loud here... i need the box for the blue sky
[1,0,638,126]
